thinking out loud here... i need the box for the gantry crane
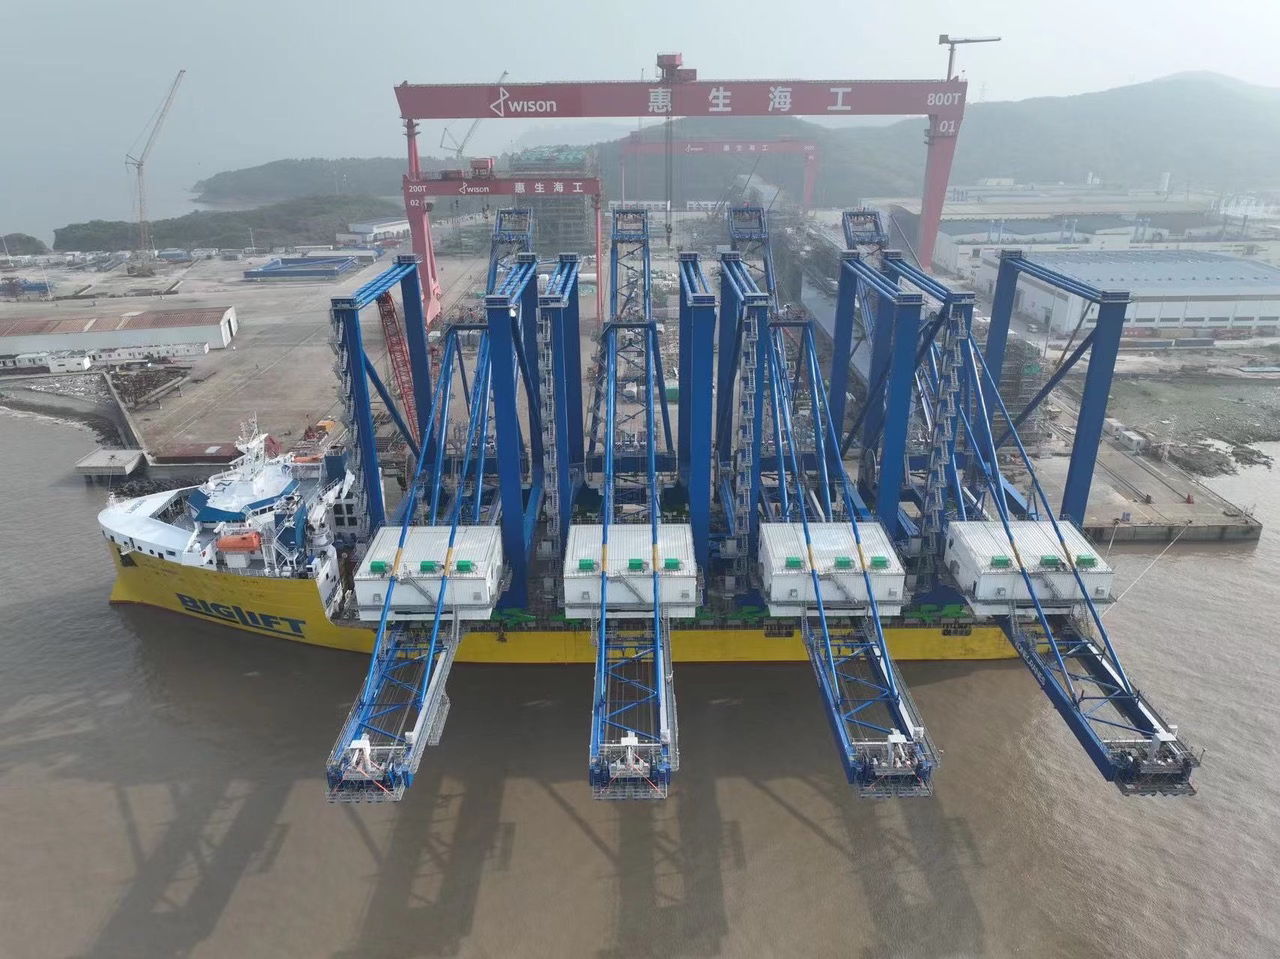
[712,206,939,794]
[831,231,1199,795]
[581,209,681,799]
[312,54,1207,811]
[326,215,583,800]
[373,208,533,450]
[125,69,185,277]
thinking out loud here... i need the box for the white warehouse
[0,307,237,355]
[976,251,1280,337]
[337,217,411,246]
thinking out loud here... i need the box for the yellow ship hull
[107,546,1015,662]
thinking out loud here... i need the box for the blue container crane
[586,209,679,800]
[868,239,1200,795]
[712,209,939,795]
[325,215,570,800]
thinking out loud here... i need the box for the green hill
[53,195,400,252]
[193,157,437,204]
[836,72,1280,196]
[2,233,49,255]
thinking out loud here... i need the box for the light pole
[938,34,1001,80]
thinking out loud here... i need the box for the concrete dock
[0,252,491,458]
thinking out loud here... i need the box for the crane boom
[126,69,186,272]
[440,69,507,159]
[128,69,186,169]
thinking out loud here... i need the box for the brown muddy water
[1,410,1276,958]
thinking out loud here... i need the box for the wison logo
[489,86,559,117]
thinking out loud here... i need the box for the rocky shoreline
[0,375,128,447]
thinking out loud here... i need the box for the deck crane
[712,208,938,795]
[841,235,1199,795]
[325,218,552,800]
[579,209,683,799]
[125,69,185,277]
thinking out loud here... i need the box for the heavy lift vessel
[322,201,1200,802]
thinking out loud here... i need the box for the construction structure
[125,70,186,277]
[395,52,968,288]
[313,54,1203,804]
[507,148,598,253]
[977,249,1280,337]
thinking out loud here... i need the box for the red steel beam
[394,79,964,122]
[403,175,605,324]
[405,175,602,201]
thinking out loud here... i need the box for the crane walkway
[725,206,938,796]
[585,210,681,799]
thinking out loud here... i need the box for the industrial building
[867,180,1280,275]
[336,217,411,247]
[300,247,384,265]
[977,250,1280,336]
[0,307,237,354]
[936,212,1280,279]
[244,257,361,281]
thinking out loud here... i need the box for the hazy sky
[4,0,1278,239]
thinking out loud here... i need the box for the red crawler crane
[376,292,418,436]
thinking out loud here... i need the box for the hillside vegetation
[2,233,49,255]
[53,195,401,252]
[193,157,440,203]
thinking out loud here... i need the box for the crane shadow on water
[3,596,988,958]
[334,662,737,959]
[0,602,351,958]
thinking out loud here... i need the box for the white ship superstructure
[98,427,354,615]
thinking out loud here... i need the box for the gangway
[886,246,1199,795]
[576,209,683,799]
[715,211,939,795]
